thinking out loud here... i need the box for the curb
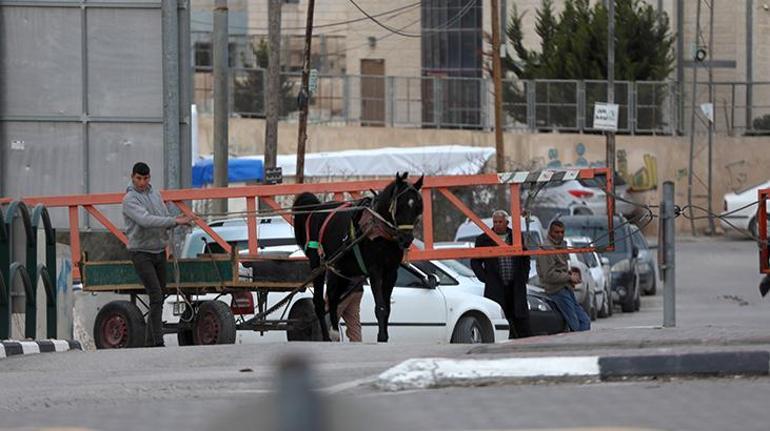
[374,350,770,391]
[0,340,83,359]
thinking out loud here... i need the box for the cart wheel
[192,300,236,345]
[177,307,195,346]
[287,299,322,341]
[94,300,146,349]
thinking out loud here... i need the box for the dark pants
[501,280,532,339]
[130,251,166,346]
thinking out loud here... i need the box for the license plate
[172,301,188,316]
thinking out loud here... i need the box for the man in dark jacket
[470,210,532,339]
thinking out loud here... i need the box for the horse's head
[375,172,424,249]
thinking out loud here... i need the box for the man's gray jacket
[535,236,572,295]
[122,184,176,253]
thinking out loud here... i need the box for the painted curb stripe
[375,356,600,391]
[52,340,69,352]
[598,351,770,378]
[37,340,55,353]
[3,342,23,356]
[0,340,82,358]
[20,341,40,354]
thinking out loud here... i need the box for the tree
[503,0,675,129]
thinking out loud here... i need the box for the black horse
[292,172,424,342]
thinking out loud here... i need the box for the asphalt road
[1,238,769,431]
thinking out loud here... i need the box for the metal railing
[193,68,770,135]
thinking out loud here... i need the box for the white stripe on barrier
[0,346,5,359]
[563,169,580,180]
[19,341,40,355]
[537,170,555,182]
[51,339,69,352]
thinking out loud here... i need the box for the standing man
[470,210,532,339]
[336,276,365,342]
[122,162,192,347]
[536,220,590,332]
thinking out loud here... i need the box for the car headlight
[611,259,631,273]
[527,296,552,312]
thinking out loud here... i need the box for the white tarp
[199,145,495,178]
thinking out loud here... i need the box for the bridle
[381,182,422,232]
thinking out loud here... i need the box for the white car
[721,180,770,238]
[168,221,510,344]
[567,237,612,318]
[453,215,545,248]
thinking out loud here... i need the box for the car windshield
[439,259,477,278]
[562,224,628,264]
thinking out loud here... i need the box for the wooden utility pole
[491,0,505,173]
[213,0,229,214]
[295,0,316,184]
[264,0,282,171]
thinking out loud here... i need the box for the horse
[292,172,424,342]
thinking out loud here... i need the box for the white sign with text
[593,103,619,131]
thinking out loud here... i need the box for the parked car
[410,258,567,336]
[569,237,613,318]
[522,171,636,223]
[721,180,770,238]
[454,215,545,248]
[559,215,657,312]
[180,216,295,257]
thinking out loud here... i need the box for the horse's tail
[292,192,321,249]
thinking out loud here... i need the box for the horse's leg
[326,273,345,342]
[307,251,331,341]
[378,268,398,343]
[369,271,388,343]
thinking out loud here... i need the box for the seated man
[536,220,590,332]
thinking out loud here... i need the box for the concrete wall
[197,114,770,236]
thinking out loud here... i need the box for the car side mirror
[600,257,610,266]
[423,273,439,289]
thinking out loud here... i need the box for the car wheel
[645,277,657,296]
[451,315,491,344]
[597,287,609,318]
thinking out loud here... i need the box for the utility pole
[687,0,703,236]
[676,0,684,135]
[162,0,180,189]
[213,0,229,215]
[491,0,505,173]
[265,0,282,171]
[706,0,716,234]
[661,181,676,327]
[295,0,316,184]
[607,0,615,246]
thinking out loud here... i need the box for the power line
[191,1,421,33]
[347,0,422,38]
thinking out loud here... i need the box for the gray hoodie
[122,183,176,253]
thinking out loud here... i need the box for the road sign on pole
[594,103,619,131]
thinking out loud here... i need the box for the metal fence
[194,68,770,135]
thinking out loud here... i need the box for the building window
[421,0,484,129]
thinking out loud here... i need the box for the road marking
[322,376,377,394]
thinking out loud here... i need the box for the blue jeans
[548,288,591,332]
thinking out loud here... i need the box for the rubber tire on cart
[192,300,236,345]
[286,299,323,341]
[451,315,491,344]
[94,300,146,349]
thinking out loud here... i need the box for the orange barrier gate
[759,188,769,274]
[1,169,614,282]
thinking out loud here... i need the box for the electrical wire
[347,0,422,37]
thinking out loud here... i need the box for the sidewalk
[375,325,770,391]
